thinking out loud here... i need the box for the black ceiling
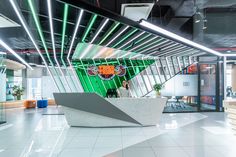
[0,0,236,65]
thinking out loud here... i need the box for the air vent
[0,13,20,28]
[121,3,154,22]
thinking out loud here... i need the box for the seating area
[3,99,56,109]
[24,100,36,108]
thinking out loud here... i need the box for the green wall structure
[73,59,154,97]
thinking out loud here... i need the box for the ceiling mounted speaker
[121,3,154,22]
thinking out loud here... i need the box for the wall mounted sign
[87,65,126,80]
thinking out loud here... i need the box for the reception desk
[54,93,167,127]
[224,99,236,134]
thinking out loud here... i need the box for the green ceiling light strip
[67,9,84,92]
[108,29,133,85]
[61,4,69,61]
[75,63,89,92]
[78,15,98,59]
[112,29,138,48]
[80,60,95,92]
[73,44,89,92]
[113,59,122,86]
[98,22,120,45]
[28,0,65,92]
[60,4,77,92]
[86,59,104,95]
[10,0,60,91]
[48,0,72,93]
[74,62,89,92]
[82,14,98,42]
[92,59,107,95]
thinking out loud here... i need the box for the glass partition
[199,63,217,111]
[0,52,6,124]
[161,63,199,112]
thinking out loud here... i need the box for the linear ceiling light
[0,39,33,70]
[160,42,179,51]
[118,32,145,49]
[47,0,71,91]
[172,49,197,56]
[66,10,84,92]
[146,41,174,54]
[28,0,67,90]
[91,18,109,43]
[124,33,151,51]
[134,38,162,53]
[138,39,168,54]
[129,36,157,52]
[67,9,84,60]
[82,14,98,42]
[160,42,185,52]
[112,28,138,48]
[47,0,57,59]
[98,22,120,45]
[143,51,159,59]
[61,4,69,62]
[159,46,187,56]
[140,20,223,56]
[105,25,129,47]
[60,4,77,92]
[10,0,61,91]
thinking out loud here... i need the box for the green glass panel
[72,59,154,97]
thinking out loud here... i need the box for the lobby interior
[1,0,236,156]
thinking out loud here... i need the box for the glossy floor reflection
[0,107,235,157]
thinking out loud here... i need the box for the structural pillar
[232,64,236,92]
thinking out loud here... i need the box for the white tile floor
[0,107,235,157]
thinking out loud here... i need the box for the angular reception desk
[54,93,167,127]
[224,99,236,135]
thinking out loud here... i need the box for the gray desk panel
[53,93,140,125]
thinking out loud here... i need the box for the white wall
[0,73,6,101]
[41,75,82,98]
[41,76,59,99]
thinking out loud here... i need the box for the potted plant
[153,83,163,96]
[12,85,24,100]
